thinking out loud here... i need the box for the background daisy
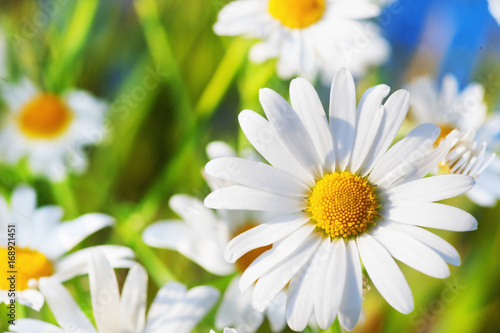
[0,78,108,180]
[0,186,134,310]
[214,0,390,81]
[408,74,500,206]
[10,249,220,333]
[143,141,286,333]
[205,70,477,331]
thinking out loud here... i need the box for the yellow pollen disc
[233,223,272,273]
[268,0,325,29]
[308,172,378,238]
[17,94,72,139]
[435,124,455,145]
[0,247,54,291]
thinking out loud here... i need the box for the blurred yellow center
[18,94,72,139]
[233,223,272,273]
[0,247,54,291]
[268,0,325,29]
[308,172,378,238]
[436,124,455,144]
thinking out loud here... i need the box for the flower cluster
[1,1,500,333]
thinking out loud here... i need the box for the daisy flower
[143,141,286,333]
[204,69,477,331]
[214,0,389,81]
[0,186,134,311]
[408,74,499,206]
[10,249,220,333]
[0,78,108,180]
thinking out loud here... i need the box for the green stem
[50,178,78,218]
[47,0,100,91]
[130,37,251,229]
[134,0,194,130]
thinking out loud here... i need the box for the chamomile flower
[10,249,220,333]
[0,78,108,180]
[0,186,134,311]
[143,142,286,333]
[214,0,389,82]
[408,74,499,206]
[204,69,477,331]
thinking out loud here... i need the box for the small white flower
[489,0,500,25]
[0,186,134,311]
[10,249,220,333]
[0,78,108,180]
[143,142,286,333]
[408,74,500,206]
[204,69,477,331]
[214,0,389,82]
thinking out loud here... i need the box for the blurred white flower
[408,74,500,206]
[488,0,500,25]
[143,142,286,333]
[10,249,220,333]
[210,328,239,333]
[0,78,108,180]
[214,0,389,82]
[204,70,477,331]
[0,186,134,311]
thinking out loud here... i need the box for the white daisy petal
[52,245,135,282]
[205,157,309,196]
[315,238,347,330]
[370,225,450,278]
[260,88,323,177]
[206,141,237,160]
[252,233,321,312]
[357,234,414,314]
[39,278,97,333]
[152,285,220,333]
[169,194,219,228]
[205,185,305,211]
[286,236,328,331]
[89,249,122,333]
[213,0,268,36]
[338,239,363,331]
[329,68,356,171]
[379,220,461,266]
[239,223,316,291]
[225,212,310,263]
[333,1,381,19]
[359,89,410,176]
[266,292,287,332]
[238,109,313,185]
[349,84,390,172]
[11,319,64,333]
[30,206,64,250]
[145,282,187,332]
[142,221,191,249]
[41,213,114,259]
[370,123,440,187]
[290,77,334,168]
[382,202,477,231]
[12,186,36,246]
[120,264,148,333]
[16,289,45,312]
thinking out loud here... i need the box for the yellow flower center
[233,223,272,273]
[0,247,54,291]
[308,172,378,238]
[17,94,72,139]
[435,124,455,144]
[268,0,325,29]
